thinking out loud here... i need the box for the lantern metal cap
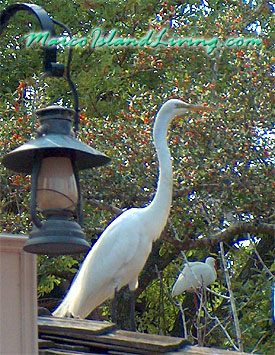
[36,105,75,123]
[2,134,110,173]
[2,105,111,173]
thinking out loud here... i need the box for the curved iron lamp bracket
[0,3,64,77]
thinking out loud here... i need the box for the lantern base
[24,217,91,255]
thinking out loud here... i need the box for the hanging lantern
[2,106,110,254]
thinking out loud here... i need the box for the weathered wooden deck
[38,316,250,355]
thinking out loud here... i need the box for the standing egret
[53,99,214,326]
[172,257,217,339]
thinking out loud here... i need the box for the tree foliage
[0,0,274,353]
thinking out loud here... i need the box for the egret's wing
[61,209,143,317]
[172,262,204,296]
[87,208,143,273]
[176,262,201,280]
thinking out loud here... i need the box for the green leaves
[38,274,61,297]
[37,255,79,297]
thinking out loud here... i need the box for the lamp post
[0,3,64,76]
[1,4,111,254]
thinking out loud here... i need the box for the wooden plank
[38,339,55,349]
[39,350,103,355]
[38,317,250,354]
[38,317,188,353]
[107,352,163,355]
[50,342,90,352]
[94,329,188,352]
[41,335,157,355]
[40,329,187,353]
[38,316,116,336]
[39,335,251,355]
[169,345,251,354]
[41,334,168,355]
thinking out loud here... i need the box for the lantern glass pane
[37,157,78,211]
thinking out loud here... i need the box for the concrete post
[0,233,38,355]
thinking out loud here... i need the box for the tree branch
[84,199,274,249]
[86,198,122,216]
[220,242,243,352]
[161,221,275,250]
[209,222,274,241]
[247,233,275,281]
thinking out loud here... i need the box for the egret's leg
[193,293,199,310]
[129,290,136,331]
[111,288,118,323]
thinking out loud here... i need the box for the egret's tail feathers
[52,299,72,318]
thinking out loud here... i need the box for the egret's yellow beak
[188,104,215,112]
[175,102,215,112]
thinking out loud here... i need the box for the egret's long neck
[145,110,173,237]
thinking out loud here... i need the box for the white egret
[172,257,217,297]
[53,99,214,324]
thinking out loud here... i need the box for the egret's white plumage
[172,257,217,296]
[53,99,213,319]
